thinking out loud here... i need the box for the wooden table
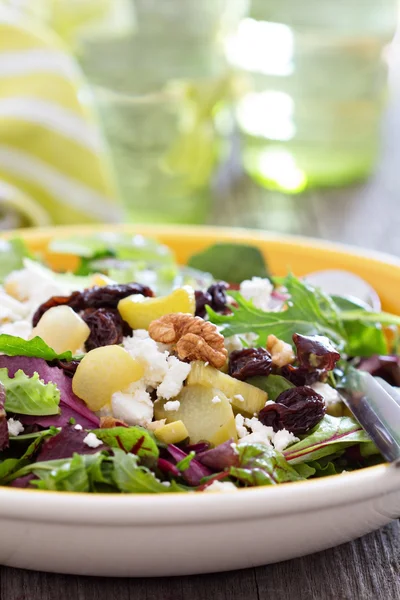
[2,45,400,600]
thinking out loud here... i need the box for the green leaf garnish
[246,374,294,400]
[91,427,159,462]
[0,369,60,416]
[0,335,73,361]
[283,415,372,465]
[230,443,304,486]
[188,243,270,283]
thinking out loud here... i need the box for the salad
[0,233,399,494]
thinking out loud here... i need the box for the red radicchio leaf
[197,440,239,472]
[0,382,9,450]
[293,333,340,372]
[36,425,107,461]
[0,356,99,429]
[167,444,212,487]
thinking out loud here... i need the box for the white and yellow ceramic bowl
[0,225,399,577]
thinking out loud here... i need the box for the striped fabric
[0,8,121,225]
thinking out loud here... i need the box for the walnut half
[149,313,227,369]
[267,334,295,368]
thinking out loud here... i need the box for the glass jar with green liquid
[226,0,398,193]
[77,0,247,223]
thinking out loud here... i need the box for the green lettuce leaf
[246,374,294,400]
[283,415,371,465]
[0,238,31,282]
[229,443,304,486]
[91,426,159,462]
[0,369,60,415]
[188,243,270,284]
[0,334,73,361]
[0,429,55,482]
[33,453,91,492]
[209,274,398,356]
[111,449,184,493]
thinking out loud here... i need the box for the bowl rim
[1,224,399,519]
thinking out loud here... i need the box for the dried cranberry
[259,386,325,435]
[47,359,81,378]
[195,290,212,318]
[81,308,128,351]
[207,282,228,312]
[32,283,153,326]
[357,355,400,387]
[32,291,84,327]
[280,364,323,387]
[81,283,153,310]
[229,347,272,380]
[293,333,340,372]
[194,281,228,318]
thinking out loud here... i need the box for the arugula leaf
[0,238,31,282]
[33,453,90,492]
[176,451,196,472]
[209,274,345,348]
[246,374,294,400]
[0,369,60,416]
[111,449,183,493]
[188,243,270,284]
[229,443,304,486]
[91,427,159,462]
[283,415,371,465]
[0,335,73,361]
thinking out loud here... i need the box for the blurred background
[0,0,399,253]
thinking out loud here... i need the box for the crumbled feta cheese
[74,424,83,431]
[234,394,245,403]
[272,429,299,452]
[7,418,24,437]
[204,361,209,367]
[162,481,171,487]
[235,414,248,438]
[164,400,181,412]
[0,288,27,322]
[240,277,273,311]
[311,382,342,407]
[111,385,153,427]
[204,481,238,493]
[211,396,221,404]
[83,432,103,448]
[0,319,32,340]
[236,416,275,446]
[264,400,275,406]
[157,356,191,400]
[123,330,190,399]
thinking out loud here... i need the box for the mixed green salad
[0,233,399,494]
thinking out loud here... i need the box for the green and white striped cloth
[0,7,121,225]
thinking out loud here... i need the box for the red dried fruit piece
[32,283,153,326]
[259,386,325,435]
[195,282,229,318]
[81,308,129,351]
[293,333,340,372]
[229,347,273,380]
[280,364,323,387]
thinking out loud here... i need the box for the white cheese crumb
[123,331,190,399]
[204,481,238,493]
[224,332,258,354]
[272,429,299,452]
[74,424,83,431]
[204,361,209,367]
[7,418,24,437]
[311,382,342,407]
[237,416,274,447]
[230,442,239,454]
[162,481,171,487]
[164,400,181,412]
[211,396,222,404]
[234,394,245,403]
[235,414,248,438]
[0,319,32,340]
[83,432,103,449]
[264,400,275,406]
[239,277,273,312]
[111,385,154,427]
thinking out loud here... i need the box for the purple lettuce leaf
[36,425,107,461]
[10,473,38,488]
[0,382,8,450]
[167,444,212,486]
[197,440,239,472]
[0,356,99,428]
[157,457,181,478]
